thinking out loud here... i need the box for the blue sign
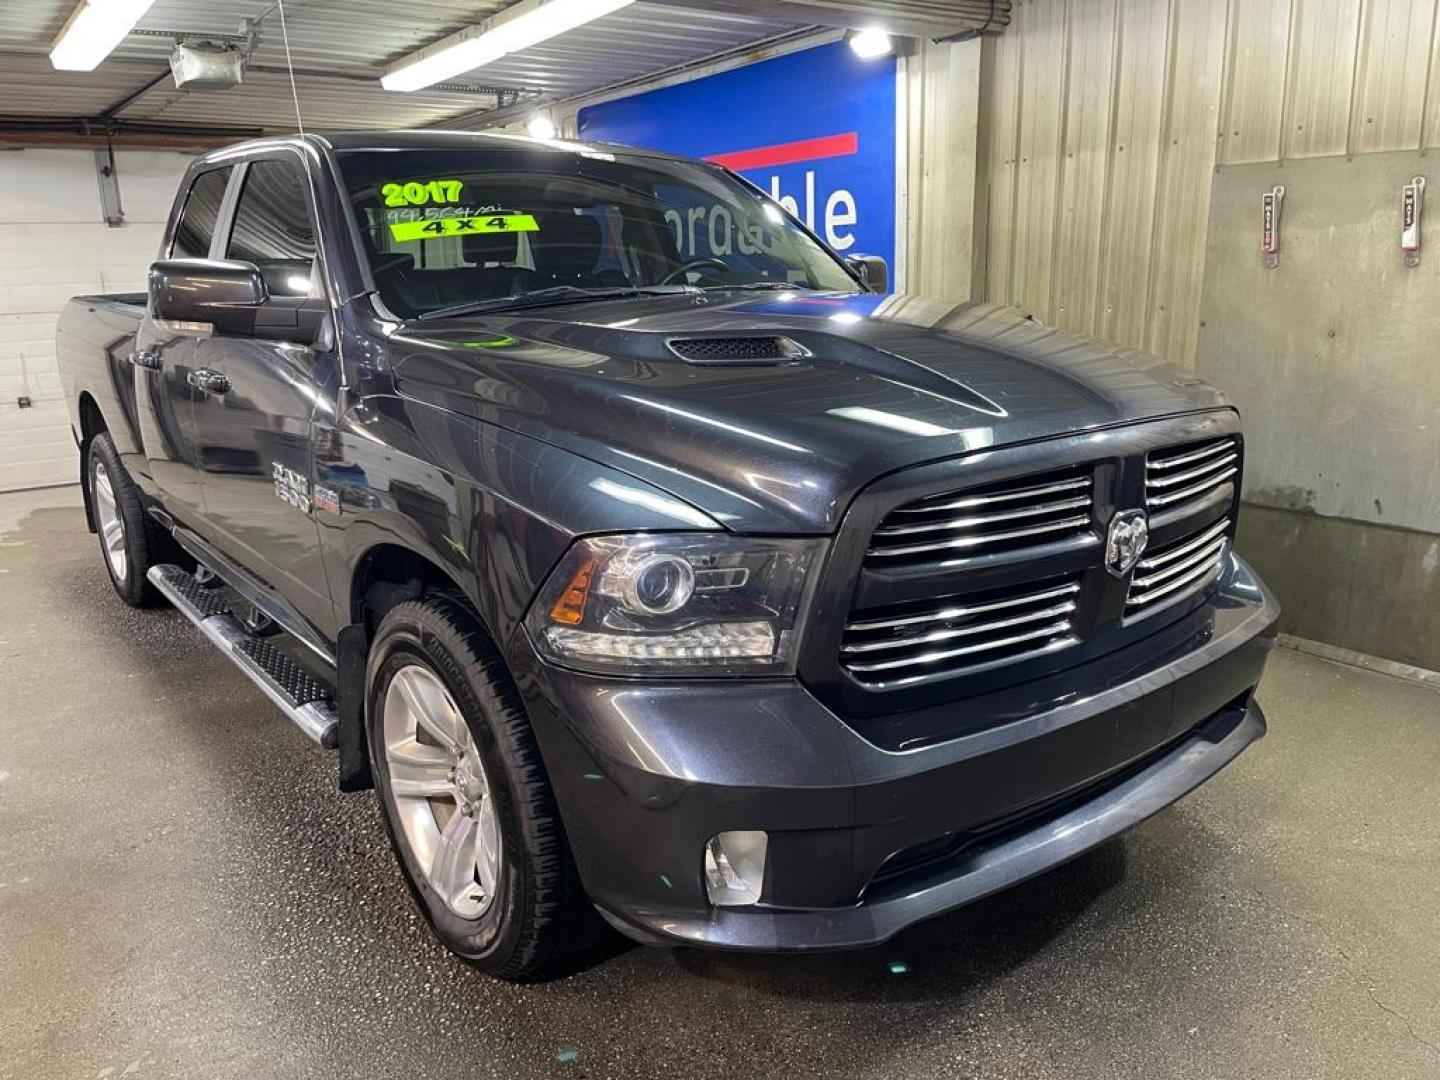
[578,41,897,271]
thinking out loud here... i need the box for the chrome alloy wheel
[382,664,502,919]
[92,460,127,583]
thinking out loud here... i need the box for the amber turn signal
[549,556,599,625]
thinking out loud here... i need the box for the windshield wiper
[701,281,813,293]
[417,284,699,321]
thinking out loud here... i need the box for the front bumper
[507,554,1280,952]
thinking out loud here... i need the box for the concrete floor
[1,486,1437,1080]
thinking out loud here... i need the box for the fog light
[704,831,768,906]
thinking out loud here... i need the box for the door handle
[131,349,162,370]
[187,369,231,395]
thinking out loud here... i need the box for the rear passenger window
[225,159,317,297]
[169,168,231,259]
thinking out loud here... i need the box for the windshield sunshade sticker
[381,179,463,207]
[387,213,540,243]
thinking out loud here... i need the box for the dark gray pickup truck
[57,130,1279,980]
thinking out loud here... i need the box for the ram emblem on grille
[1105,509,1149,577]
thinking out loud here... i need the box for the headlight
[526,533,827,676]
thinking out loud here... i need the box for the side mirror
[149,258,267,336]
[845,253,889,294]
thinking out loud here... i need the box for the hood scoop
[662,330,1006,416]
[666,335,809,365]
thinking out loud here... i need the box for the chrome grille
[1126,518,1231,618]
[1145,438,1239,511]
[841,578,1082,688]
[867,469,1094,564]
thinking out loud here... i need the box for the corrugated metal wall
[977,0,1440,367]
[900,39,985,297]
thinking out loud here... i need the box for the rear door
[188,152,335,639]
[133,164,232,526]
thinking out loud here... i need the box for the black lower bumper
[605,700,1262,949]
[508,555,1280,952]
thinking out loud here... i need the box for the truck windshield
[335,146,862,320]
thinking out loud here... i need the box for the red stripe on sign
[705,132,859,171]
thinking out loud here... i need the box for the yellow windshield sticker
[382,179,463,207]
[388,213,539,243]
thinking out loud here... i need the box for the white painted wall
[0,148,192,492]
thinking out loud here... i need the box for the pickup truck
[57,130,1279,981]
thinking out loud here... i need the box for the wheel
[87,432,161,607]
[366,596,598,980]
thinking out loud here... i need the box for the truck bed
[56,294,150,479]
[70,292,146,312]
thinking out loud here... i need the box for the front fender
[316,392,723,646]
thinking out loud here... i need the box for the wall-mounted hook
[1401,176,1425,268]
[1261,185,1284,269]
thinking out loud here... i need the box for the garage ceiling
[0,0,1008,142]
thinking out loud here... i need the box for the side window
[169,167,231,259]
[225,158,317,297]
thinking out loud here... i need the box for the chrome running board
[147,563,339,749]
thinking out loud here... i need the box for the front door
[134,165,232,526]
[189,153,336,641]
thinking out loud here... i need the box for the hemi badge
[313,485,341,516]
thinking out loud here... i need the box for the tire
[366,596,599,981]
[87,432,161,607]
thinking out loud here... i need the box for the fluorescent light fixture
[526,114,558,140]
[383,0,636,92]
[848,27,894,60]
[50,0,156,71]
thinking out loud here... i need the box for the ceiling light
[50,0,156,71]
[848,28,894,60]
[383,0,636,93]
[526,114,558,140]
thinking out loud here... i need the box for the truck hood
[386,291,1229,533]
